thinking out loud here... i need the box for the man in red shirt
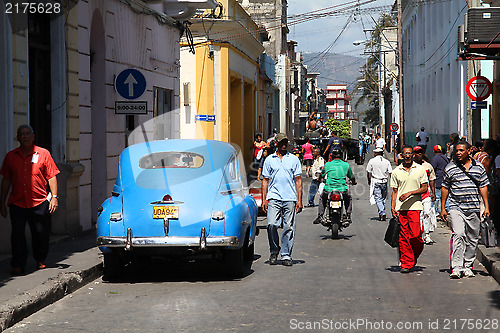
[0,125,60,275]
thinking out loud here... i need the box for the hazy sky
[287,0,395,55]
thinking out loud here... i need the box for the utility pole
[397,0,404,148]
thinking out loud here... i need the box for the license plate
[329,201,341,209]
[153,206,179,219]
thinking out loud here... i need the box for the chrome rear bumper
[97,235,240,249]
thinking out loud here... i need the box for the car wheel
[225,247,244,278]
[103,251,124,281]
[244,242,255,261]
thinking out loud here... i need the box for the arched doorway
[90,10,107,224]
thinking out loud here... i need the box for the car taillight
[330,194,341,201]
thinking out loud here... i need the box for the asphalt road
[6,158,500,333]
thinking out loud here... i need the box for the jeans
[308,179,320,206]
[373,182,387,216]
[318,190,352,217]
[267,199,297,260]
[434,187,449,216]
[9,201,51,269]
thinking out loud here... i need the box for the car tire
[244,242,255,261]
[103,251,124,281]
[225,247,244,278]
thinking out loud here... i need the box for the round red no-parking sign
[466,76,492,101]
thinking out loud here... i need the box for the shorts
[303,159,313,167]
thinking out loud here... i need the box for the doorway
[90,10,107,224]
[28,13,51,149]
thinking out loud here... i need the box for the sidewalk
[0,231,102,331]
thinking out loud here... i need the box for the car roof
[117,140,238,189]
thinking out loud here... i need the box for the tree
[353,12,396,129]
[324,118,351,139]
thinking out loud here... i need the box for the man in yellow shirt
[390,146,429,273]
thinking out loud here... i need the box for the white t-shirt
[366,155,392,183]
[375,138,386,149]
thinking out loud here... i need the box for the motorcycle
[319,181,355,239]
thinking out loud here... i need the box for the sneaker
[269,253,278,265]
[450,269,462,279]
[380,214,386,221]
[423,234,434,245]
[463,268,475,278]
[282,259,293,267]
[400,268,410,274]
[313,216,322,225]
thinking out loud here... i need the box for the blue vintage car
[97,140,258,279]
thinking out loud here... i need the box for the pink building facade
[325,84,357,120]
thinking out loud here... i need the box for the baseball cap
[373,148,383,153]
[275,133,288,143]
[413,146,424,153]
[433,145,442,152]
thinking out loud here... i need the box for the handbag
[480,217,498,248]
[384,217,400,248]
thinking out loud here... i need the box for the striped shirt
[442,159,489,213]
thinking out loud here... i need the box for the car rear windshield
[139,152,204,169]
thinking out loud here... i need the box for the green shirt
[321,159,353,192]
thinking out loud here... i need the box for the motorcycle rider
[313,148,357,225]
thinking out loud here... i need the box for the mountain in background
[301,52,368,120]
[301,52,364,90]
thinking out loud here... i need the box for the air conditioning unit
[466,7,500,44]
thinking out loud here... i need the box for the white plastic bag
[318,182,325,196]
[256,149,263,160]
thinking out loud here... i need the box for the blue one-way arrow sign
[471,101,487,109]
[115,69,146,100]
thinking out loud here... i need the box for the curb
[0,262,103,332]
[476,245,500,285]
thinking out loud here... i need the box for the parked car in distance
[97,140,258,279]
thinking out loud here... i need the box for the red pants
[398,210,424,269]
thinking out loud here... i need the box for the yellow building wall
[195,45,215,140]
[220,47,230,142]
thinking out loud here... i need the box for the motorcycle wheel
[331,223,339,239]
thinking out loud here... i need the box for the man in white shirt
[413,146,437,244]
[366,147,392,220]
[375,133,386,151]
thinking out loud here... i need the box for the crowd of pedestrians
[387,129,499,277]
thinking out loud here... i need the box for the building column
[0,8,14,253]
[196,45,215,140]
